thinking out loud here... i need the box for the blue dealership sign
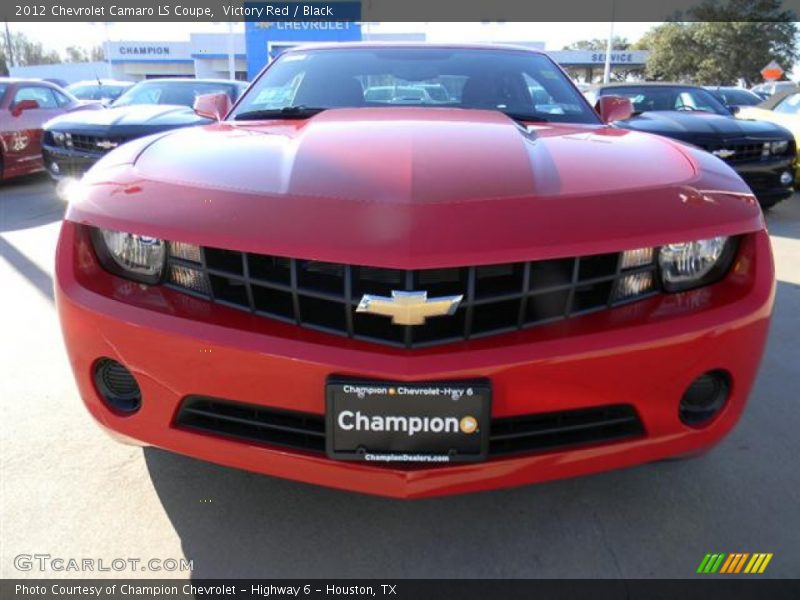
[245,20,362,80]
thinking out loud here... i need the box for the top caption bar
[2,0,799,22]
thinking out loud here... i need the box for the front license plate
[326,379,491,464]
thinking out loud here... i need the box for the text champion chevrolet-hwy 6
[56,44,775,498]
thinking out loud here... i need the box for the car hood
[45,104,208,132]
[72,108,763,268]
[619,110,792,140]
[736,107,800,138]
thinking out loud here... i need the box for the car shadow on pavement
[0,235,54,303]
[0,174,65,233]
[765,196,800,240]
[142,283,800,579]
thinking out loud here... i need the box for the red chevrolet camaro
[56,45,775,498]
[0,78,91,181]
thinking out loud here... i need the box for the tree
[63,45,104,63]
[0,31,60,75]
[639,0,798,85]
[563,36,631,51]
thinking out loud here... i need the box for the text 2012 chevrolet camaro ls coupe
[56,45,775,498]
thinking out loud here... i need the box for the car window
[718,89,761,106]
[53,89,73,107]
[0,83,8,104]
[113,81,241,108]
[600,86,730,116]
[774,93,800,115]
[233,47,600,124]
[13,86,58,109]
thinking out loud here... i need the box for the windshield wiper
[233,106,327,121]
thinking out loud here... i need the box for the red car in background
[56,45,775,498]
[0,78,94,181]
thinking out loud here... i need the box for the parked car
[66,79,135,105]
[588,82,796,208]
[736,89,800,182]
[42,78,248,180]
[704,86,764,112]
[0,78,98,182]
[750,81,797,99]
[56,44,774,498]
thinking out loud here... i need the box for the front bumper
[734,156,795,203]
[42,144,101,180]
[56,222,775,498]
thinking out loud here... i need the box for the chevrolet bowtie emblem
[356,290,463,326]
[95,140,119,150]
[712,148,736,159]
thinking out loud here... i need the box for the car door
[6,85,63,171]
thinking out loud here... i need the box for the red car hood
[71,108,763,268]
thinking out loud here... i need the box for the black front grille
[66,133,129,154]
[174,396,644,458]
[701,141,773,164]
[166,246,658,348]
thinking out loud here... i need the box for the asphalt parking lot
[1,174,799,579]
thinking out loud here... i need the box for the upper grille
[701,141,774,164]
[165,246,658,348]
[174,396,644,458]
[66,133,129,154]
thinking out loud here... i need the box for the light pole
[4,21,14,70]
[227,21,236,81]
[602,1,616,84]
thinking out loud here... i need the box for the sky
[7,21,659,54]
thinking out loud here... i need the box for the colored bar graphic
[734,553,749,573]
[758,553,773,573]
[697,554,713,574]
[702,552,774,575]
[710,554,726,573]
[719,554,736,573]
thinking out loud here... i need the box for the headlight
[658,237,735,292]
[770,140,789,155]
[91,228,166,284]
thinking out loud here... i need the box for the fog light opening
[780,171,793,186]
[679,370,730,427]
[93,358,142,414]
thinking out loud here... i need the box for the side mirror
[595,95,634,123]
[11,99,40,117]
[193,93,231,121]
[728,105,741,115]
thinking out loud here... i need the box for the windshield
[601,86,731,116]
[714,88,762,107]
[113,81,241,108]
[231,47,599,124]
[774,93,800,115]
[68,84,127,101]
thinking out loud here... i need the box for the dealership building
[10,24,648,83]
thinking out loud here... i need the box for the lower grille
[174,396,644,459]
[175,396,326,453]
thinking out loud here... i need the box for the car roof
[283,41,546,54]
